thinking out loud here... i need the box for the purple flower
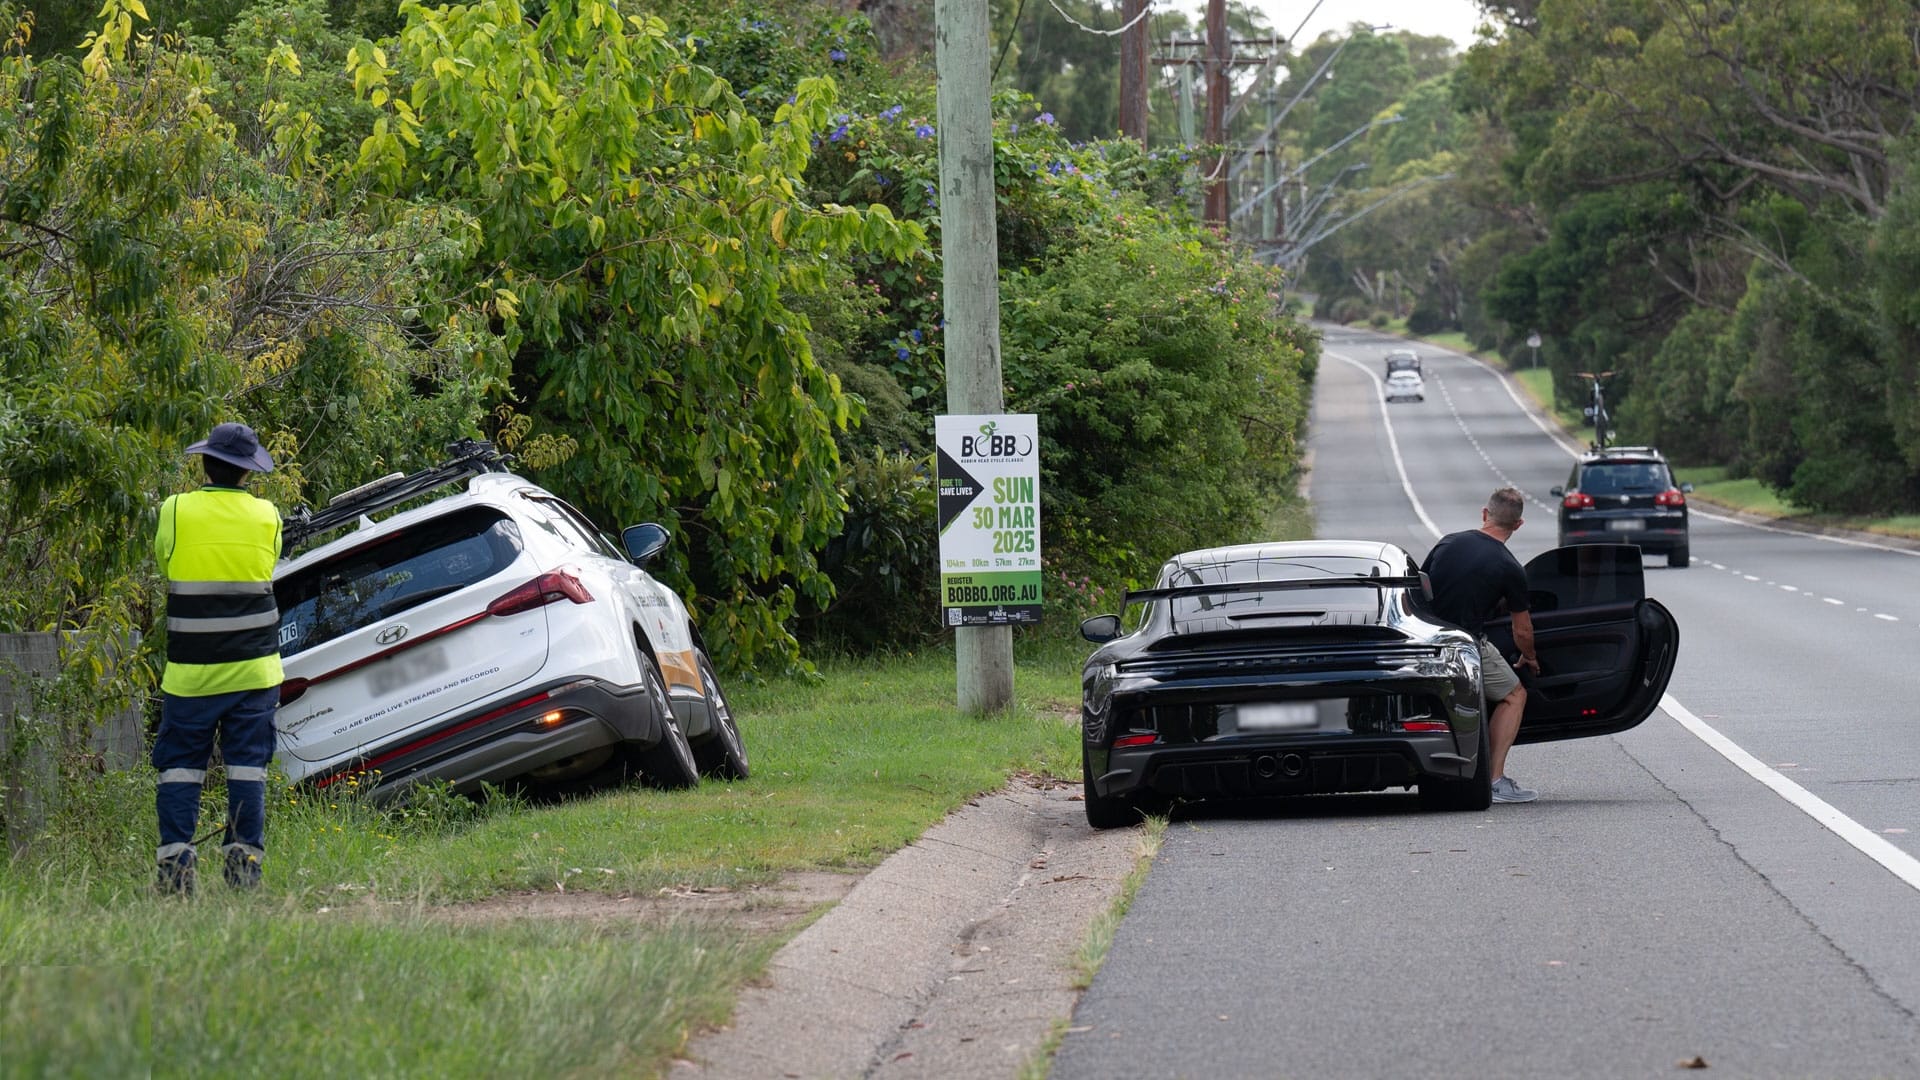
[914,123,935,138]
[829,123,849,142]
[877,174,891,186]
[896,346,911,360]
[829,48,847,62]
[1037,112,1055,126]
[909,328,922,343]
[880,104,904,121]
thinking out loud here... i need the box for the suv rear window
[1577,462,1670,496]
[275,507,523,657]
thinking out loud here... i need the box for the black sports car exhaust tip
[1253,755,1281,779]
[1279,753,1307,778]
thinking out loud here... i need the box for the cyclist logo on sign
[958,421,1035,461]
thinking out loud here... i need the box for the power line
[1043,0,1154,38]
[991,0,1028,81]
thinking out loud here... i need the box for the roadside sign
[935,414,1042,627]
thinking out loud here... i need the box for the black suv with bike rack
[1551,446,1693,568]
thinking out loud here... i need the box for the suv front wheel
[635,652,700,789]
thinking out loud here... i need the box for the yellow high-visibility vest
[154,487,284,697]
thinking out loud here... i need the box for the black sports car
[1077,540,1679,828]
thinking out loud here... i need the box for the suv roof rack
[282,439,510,553]
[1587,445,1663,459]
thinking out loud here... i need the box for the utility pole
[935,0,1013,714]
[1260,77,1278,241]
[1203,0,1228,225]
[1175,33,1197,146]
[1118,0,1149,142]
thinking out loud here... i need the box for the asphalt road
[1052,326,1920,1079]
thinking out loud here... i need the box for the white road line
[1875,613,1899,622]
[1825,598,1844,605]
[1325,350,1441,539]
[1744,574,1760,581]
[1337,340,1920,895]
[1662,695,1920,892]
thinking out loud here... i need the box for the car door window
[526,491,606,549]
[548,499,627,561]
[1521,544,1645,613]
[1482,544,1677,746]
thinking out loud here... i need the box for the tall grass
[1,643,1084,1076]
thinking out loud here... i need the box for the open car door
[1484,544,1678,744]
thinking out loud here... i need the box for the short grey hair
[1486,487,1525,529]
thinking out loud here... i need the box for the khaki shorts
[1478,637,1520,703]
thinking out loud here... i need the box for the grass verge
[1,642,1085,1077]
[1016,814,1167,1080]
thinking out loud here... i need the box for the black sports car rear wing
[280,439,511,553]
[1123,577,1424,606]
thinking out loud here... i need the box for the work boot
[155,849,196,897]
[222,844,263,890]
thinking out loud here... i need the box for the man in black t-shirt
[1421,487,1541,803]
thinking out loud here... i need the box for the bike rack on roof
[281,438,511,554]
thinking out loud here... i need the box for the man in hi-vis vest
[152,423,284,895]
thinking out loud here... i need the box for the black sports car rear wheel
[690,647,749,780]
[636,652,700,790]
[1419,720,1492,811]
[1083,746,1142,829]
[1668,544,1689,568]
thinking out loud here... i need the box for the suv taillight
[487,569,594,617]
[1562,492,1594,509]
[1655,488,1687,507]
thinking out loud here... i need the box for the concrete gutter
[673,777,1143,1080]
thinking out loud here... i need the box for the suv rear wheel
[635,652,699,789]
[1668,545,1689,568]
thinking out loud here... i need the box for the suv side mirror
[1080,614,1123,643]
[1680,482,1694,494]
[621,523,670,566]
[1550,486,1564,497]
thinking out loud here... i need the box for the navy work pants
[152,687,278,863]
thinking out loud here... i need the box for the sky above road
[1246,0,1491,51]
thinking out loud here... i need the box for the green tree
[0,2,494,647]
[349,0,923,671]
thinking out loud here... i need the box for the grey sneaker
[1491,776,1538,803]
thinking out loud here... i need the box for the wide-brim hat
[186,422,275,473]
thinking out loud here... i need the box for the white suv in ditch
[270,441,747,797]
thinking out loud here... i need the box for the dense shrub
[1000,229,1314,581]
[797,450,938,651]
[790,88,1317,607]
[1405,302,1450,335]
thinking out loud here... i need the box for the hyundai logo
[374,624,410,646]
